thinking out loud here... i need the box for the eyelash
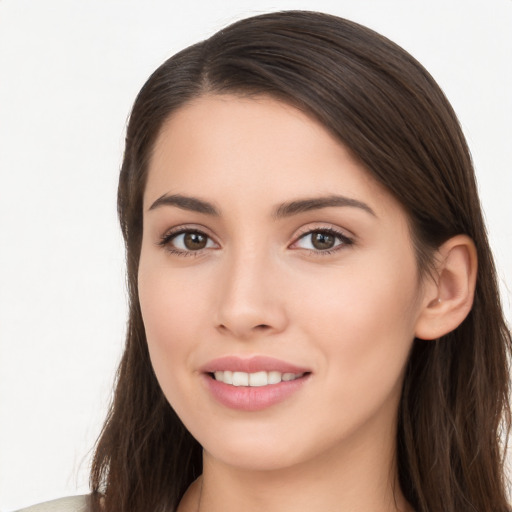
[157,226,354,257]
[292,227,354,256]
[158,226,216,257]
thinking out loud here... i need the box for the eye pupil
[184,232,207,250]
[311,232,335,250]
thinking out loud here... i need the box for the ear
[414,235,477,341]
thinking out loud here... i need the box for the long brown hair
[90,11,511,512]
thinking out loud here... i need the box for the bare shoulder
[15,495,90,512]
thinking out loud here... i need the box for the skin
[138,94,437,512]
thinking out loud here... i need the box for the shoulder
[15,495,90,512]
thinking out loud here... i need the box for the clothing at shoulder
[15,495,90,512]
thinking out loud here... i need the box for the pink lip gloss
[200,356,311,411]
[203,373,309,411]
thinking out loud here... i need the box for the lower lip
[203,374,309,411]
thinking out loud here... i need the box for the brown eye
[160,230,217,253]
[311,232,336,250]
[183,232,208,250]
[293,228,353,253]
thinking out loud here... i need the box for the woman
[19,10,511,512]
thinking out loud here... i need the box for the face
[138,94,428,472]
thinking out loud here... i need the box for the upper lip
[200,355,311,374]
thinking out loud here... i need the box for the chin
[206,443,302,472]
[193,423,308,472]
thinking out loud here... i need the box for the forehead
[144,94,397,219]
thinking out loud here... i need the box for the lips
[200,355,310,374]
[200,356,311,411]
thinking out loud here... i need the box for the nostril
[254,324,271,330]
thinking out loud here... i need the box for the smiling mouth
[210,370,308,387]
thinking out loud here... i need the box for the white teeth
[249,371,268,387]
[268,371,281,385]
[213,370,305,386]
[232,371,249,386]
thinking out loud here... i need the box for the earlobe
[415,235,478,341]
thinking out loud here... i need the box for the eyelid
[289,224,355,253]
[156,223,353,256]
[292,222,353,238]
[157,224,220,255]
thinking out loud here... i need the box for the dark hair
[90,10,511,512]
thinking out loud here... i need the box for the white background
[0,0,511,510]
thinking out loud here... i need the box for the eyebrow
[273,195,376,218]
[148,193,220,215]
[148,193,375,218]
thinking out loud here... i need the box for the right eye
[159,229,217,254]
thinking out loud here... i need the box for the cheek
[138,249,216,342]
[300,259,420,394]
[139,273,197,347]
[137,261,210,402]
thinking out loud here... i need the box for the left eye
[294,230,350,251]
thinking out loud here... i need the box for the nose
[214,249,288,339]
